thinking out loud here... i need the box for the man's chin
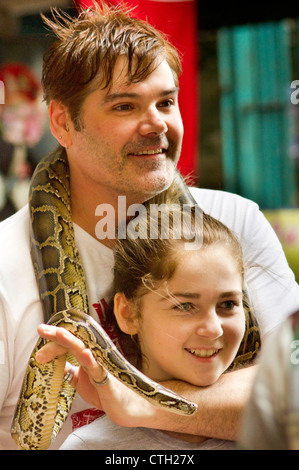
[126,163,176,203]
[141,178,175,205]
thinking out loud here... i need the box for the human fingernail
[36,351,45,363]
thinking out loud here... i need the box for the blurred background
[0,0,299,280]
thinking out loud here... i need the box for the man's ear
[48,100,72,148]
[113,292,139,335]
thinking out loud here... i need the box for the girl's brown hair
[41,3,182,130]
[113,209,244,300]
[109,207,260,369]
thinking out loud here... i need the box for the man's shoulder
[0,205,30,259]
[189,187,260,230]
[189,186,259,211]
[0,205,39,325]
[0,205,29,239]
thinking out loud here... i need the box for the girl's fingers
[37,323,87,363]
[63,362,79,388]
[81,349,109,386]
[36,341,67,363]
[36,323,109,395]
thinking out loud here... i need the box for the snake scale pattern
[10,149,198,450]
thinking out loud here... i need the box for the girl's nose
[195,309,223,340]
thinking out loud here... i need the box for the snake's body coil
[10,150,197,450]
[10,149,260,450]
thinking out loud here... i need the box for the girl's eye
[219,300,237,310]
[175,302,194,312]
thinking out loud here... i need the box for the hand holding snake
[10,149,259,450]
[36,323,106,410]
[36,322,176,428]
[10,150,198,450]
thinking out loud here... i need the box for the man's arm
[37,324,257,440]
[155,366,257,440]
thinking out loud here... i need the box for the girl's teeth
[187,348,218,357]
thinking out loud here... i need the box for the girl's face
[131,245,245,387]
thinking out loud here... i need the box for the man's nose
[138,107,168,136]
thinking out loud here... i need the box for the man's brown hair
[42,2,182,130]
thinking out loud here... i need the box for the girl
[41,208,260,450]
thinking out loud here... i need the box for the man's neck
[70,176,146,248]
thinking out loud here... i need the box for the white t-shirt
[59,414,236,450]
[0,187,299,450]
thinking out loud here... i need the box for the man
[1,4,299,449]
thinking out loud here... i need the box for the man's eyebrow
[103,87,179,104]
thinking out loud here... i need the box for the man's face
[67,58,184,205]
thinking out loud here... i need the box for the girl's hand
[36,323,160,427]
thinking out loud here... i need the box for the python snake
[10,148,260,450]
[10,149,198,450]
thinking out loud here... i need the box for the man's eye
[113,104,133,111]
[158,99,174,108]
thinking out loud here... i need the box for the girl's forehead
[169,244,243,285]
[175,244,235,265]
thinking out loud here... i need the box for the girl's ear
[114,292,139,335]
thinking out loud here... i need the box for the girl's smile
[124,245,245,387]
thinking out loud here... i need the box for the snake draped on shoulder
[10,147,260,450]
[10,149,199,450]
[30,148,88,319]
[11,149,89,450]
